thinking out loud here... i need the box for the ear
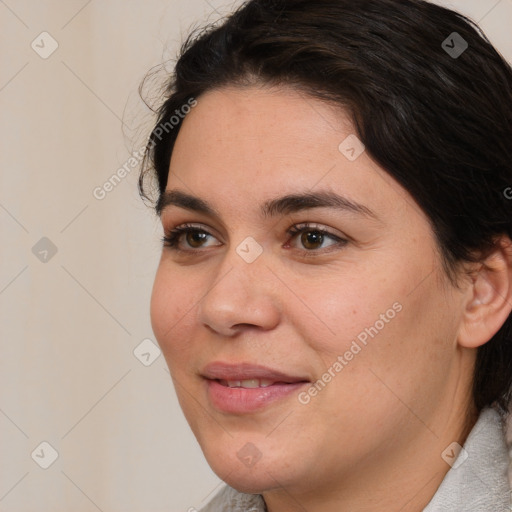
[458,236,512,349]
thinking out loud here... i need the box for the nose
[198,250,281,337]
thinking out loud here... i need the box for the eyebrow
[262,191,378,220]
[157,190,217,217]
[156,189,379,220]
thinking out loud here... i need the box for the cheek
[150,264,199,361]
[293,270,397,361]
[323,275,457,410]
[296,258,452,394]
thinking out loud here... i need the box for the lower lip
[205,379,308,414]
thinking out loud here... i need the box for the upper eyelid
[288,222,344,236]
[166,222,343,236]
[166,222,219,235]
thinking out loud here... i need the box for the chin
[203,447,291,494]
[217,467,279,495]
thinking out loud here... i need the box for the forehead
[166,86,410,222]
[172,85,350,170]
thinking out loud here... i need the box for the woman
[139,0,512,510]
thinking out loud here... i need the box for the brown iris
[301,231,324,250]
[186,231,208,248]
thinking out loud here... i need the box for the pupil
[302,231,323,249]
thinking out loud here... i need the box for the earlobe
[458,236,512,349]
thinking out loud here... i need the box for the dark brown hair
[139,0,512,412]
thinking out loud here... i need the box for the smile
[201,361,310,413]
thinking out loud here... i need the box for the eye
[161,224,221,251]
[286,223,347,252]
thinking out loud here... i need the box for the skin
[150,85,512,512]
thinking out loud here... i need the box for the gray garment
[199,407,511,511]
[423,407,511,511]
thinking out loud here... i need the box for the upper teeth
[221,379,275,388]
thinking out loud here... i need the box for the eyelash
[161,224,213,251]
[160,223,348,255]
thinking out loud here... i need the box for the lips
[201,362,310,413]
[201,361,310,384]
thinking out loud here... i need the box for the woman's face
[150,86,471,499]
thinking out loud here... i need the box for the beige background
[0,1,511,511]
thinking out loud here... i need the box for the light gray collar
[423,406,511,511]
[200,407,511,511]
